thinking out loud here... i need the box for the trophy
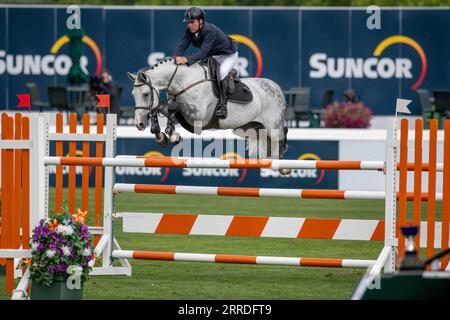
[399,225,425,271]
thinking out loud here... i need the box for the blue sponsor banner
[0,8,6,107]
[47,137,338,189]
[400,9,450,114]
[348,9,401,113]
[1,6,448,115]
[114,137,338,189]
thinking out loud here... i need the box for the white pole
[28,114,49,231]
[383,117,399,273]
[102,114,116,268]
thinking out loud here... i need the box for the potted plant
[22,208,94,300]
[322,101,373,128]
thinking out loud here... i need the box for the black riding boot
[215,79,229,119]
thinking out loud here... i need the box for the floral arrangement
[22,208,95,286]
[322,101,373,128]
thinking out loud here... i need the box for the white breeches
[213,52,238,80]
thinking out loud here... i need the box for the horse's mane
[149,57,174,70]
[135,57,175,79]
[137,57,204,81]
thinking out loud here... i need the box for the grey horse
[128,58,290,174]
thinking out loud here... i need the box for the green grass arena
[0,188,439,300]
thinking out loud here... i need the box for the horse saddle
[202,57,253,104]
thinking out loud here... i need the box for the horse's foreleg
[164,101,182,145]
[150,112,169,147]
[165,112,182,145]
[278,127,291,175]
[150,112,160,135]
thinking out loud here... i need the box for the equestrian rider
[173,7,238,120]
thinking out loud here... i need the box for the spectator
[89,70,121,121]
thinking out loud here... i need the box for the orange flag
[96,94,110,113]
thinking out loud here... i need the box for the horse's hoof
[151,127,161,134]
[165,126,174,136]
[156,132,168,147]
[170,133,182,145]
[279,168,292,176]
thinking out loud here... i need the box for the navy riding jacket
[174,22,238,66]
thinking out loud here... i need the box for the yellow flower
[23,258,31,267]
[72,208,88,224]
[48,219,58,231]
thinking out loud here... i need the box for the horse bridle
[133,63,213,118]
[133,75,161,119]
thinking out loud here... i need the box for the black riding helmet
[183,7,205,22]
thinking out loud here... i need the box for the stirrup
[215,105,228,119]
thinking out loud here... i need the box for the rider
[173,7,238,119]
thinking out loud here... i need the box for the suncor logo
[260,153,325,184]
[182,153,247,183]
[309,35,427,89]
[115,151,170,182]
[0,34,102,76]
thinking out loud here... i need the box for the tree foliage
[4,0,450,6]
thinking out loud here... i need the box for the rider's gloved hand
[175,56,188,65]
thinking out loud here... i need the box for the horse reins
[134,63,214,117]
[166,63,213,99]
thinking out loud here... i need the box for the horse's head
[127,69,159,131]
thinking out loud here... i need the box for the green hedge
[4,0,450,7]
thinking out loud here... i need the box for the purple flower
[55,263,68,272]
[34,226,50,239]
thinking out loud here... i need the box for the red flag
[96,94,110,112]
[17,94,31,112]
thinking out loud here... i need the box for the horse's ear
[127,72,137,82]
[138,71,150,84]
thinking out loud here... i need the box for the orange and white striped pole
[113,183,443,201]
[112,250,375,269]
[44,155,443,172]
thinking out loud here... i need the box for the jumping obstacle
[46,155,444,171]
[113,183,444,201]
[112,250,374,268]
[116,212,442,246]
[1,112,449,300]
